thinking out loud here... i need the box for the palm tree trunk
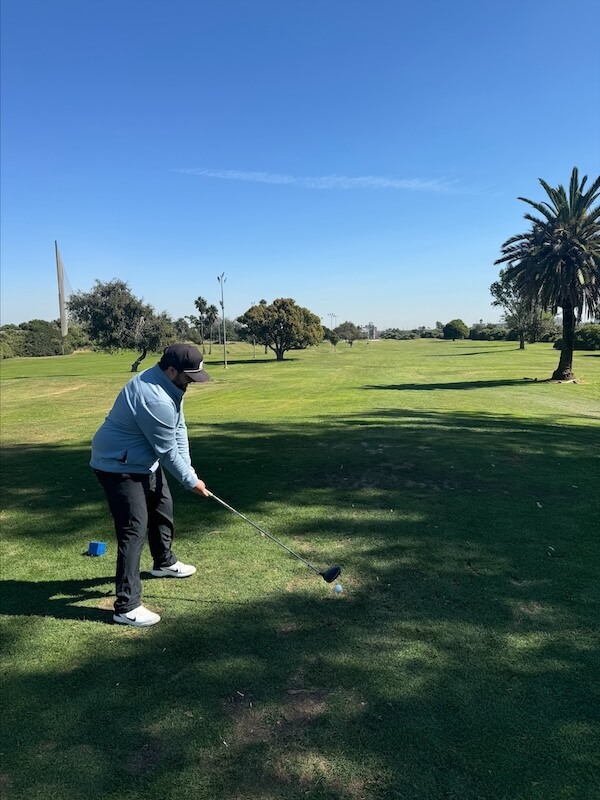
[552,301,576,381]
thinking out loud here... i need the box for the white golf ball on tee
[334,583,343,594]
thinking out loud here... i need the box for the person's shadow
[0,576,115,623]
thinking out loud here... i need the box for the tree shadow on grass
[1,575,597,799]
[0,577,114,623]
[362,378,546,391]
[423,346,522,356]
[1,410,599,799]
[208,357,299,367]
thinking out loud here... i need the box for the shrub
[380,329,420,340]
[553,324,600,351]
[443,319,469,340]
[469,324,507,341]
[19,320,69,356]
[0,328,27,358]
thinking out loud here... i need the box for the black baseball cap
[158,344,211,382]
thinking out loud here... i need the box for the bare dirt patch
[223,687,332,748]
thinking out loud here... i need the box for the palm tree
[193,296,208,353]
[496,168,600,380]
[205,304,219,354]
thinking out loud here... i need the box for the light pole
[217,272,227,369]
[328,313,337,353]
[250,300,256,358]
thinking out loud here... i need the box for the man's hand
[193,479,211,497]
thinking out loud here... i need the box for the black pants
[95,467,177,614]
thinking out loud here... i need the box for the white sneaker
[150,560,197,578]
[113,605,161,627]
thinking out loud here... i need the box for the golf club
[208,492,341,583]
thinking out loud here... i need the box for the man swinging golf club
[91,344,211,627]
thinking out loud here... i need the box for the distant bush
[469,324,507,341]
[553,324,600,351]
[20,320,69,356]
[537,328,560,343]
[0,331,17,359]
[0,320,89,358]
[380,329,420,340]
[1,327,27,358]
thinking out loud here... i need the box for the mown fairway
[1,339,599,800]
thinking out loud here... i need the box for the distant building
[360,323,378,340]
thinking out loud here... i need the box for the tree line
[2,168,598,379]
[0,286,325,367]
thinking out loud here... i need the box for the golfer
[91,344,211,627]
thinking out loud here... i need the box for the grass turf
[1,339,599,800]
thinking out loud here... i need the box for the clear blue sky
[2,0,599,331]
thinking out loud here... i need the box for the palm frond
[495,168,600,316]
[517,197,555,222]
[569,167,582,211]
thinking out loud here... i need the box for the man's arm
[134,398,207,492]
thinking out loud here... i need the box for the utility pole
[250,300,256,358]
[329,313,337,353]
[217,272,227,369]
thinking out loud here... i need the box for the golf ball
[334,584,343,594]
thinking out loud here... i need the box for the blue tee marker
[87,541,107,557]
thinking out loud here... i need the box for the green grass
[1,339,599,800]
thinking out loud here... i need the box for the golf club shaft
[208,492,321,575]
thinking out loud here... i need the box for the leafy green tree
[68,279,176,370]
[496,168,600,380]
[174,317,192,340]
[237,298,322,361]
[334,320,362,346]
[193,296,210,353]
[490,269,539,349]
[185,314,203,345]
[62,320,91,351]
[442,319,469,340]
[322,326,340,348]
[205,304,219,354]
[129,312,177,372]
[525,311,560,343]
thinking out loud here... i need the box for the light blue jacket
[90,364,198,490]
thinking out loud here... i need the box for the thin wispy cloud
[175,168,457,192]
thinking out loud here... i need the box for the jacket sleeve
[175,407,193,467]
[134,396,198,490]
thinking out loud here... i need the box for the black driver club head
[320,565,342,583]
